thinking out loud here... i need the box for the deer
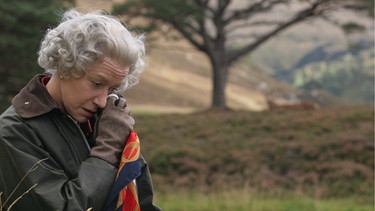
[265,96,320,111]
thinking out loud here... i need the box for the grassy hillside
[133,106,374,201]
[77,0,342,113]
[74,1,374,114]
[124,44,293,112]
[251,14,374,105]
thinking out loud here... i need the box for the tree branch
[226,20,284,33]
[171,20,206,52]
[227,1,324,64]
[224,0,289,25]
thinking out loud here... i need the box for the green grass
[155,190,373,211]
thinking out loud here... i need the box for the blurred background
[0,0,373,210]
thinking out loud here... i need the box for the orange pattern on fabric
[116,131,141,211]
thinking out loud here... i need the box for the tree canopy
[0,0,65,112]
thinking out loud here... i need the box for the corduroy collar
[12,74,60,118]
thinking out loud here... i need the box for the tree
[113,0,371,109]
[0,0,69,112]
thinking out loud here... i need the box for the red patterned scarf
[104,130,141,211]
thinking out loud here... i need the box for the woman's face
[59,57,129,123]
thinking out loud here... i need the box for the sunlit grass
[131,105,198,115]
[155,190,374,211]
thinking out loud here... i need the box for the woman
[0,9,160,211]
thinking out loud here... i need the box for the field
[156,191,373,211]
[132,105,374,210]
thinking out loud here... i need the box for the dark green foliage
[0,0,64,112]
[113,0,203,34]
[344,0,374,17]
[135,106,374,199]
[342,22,366,34]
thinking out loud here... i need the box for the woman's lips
[83,108,95,117]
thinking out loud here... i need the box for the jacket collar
[12,74,60,118]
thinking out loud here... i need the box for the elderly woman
[0,9,160,211]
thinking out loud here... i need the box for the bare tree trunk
[211,57,228,109]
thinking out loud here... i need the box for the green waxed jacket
[0,74,161,211]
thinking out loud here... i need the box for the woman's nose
[93,93,107,109]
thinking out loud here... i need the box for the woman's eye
[93,81,102,87]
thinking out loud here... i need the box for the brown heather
[134,106,374,201]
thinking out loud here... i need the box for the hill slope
[125,43,281,112]
[77,0,279,112]
[75,0,346,113]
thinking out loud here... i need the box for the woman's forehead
[93,57,128,74]
[87,57,129,84]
